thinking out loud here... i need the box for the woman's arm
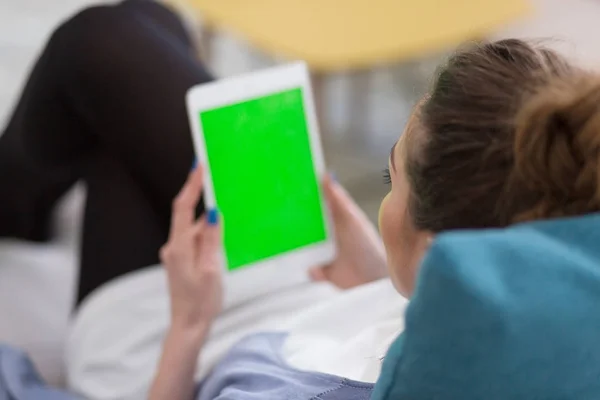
[149,325,208,400]
[149,166,223,400]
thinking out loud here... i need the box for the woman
[2,2,599,400]
[143,39,600,399]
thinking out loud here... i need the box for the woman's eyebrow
[390,142,397,172]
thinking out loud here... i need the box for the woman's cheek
[378,192,392,244]
[378,190,413,296]
[379,192,401,264]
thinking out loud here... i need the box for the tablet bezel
[186,62,336,306]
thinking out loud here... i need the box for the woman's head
[380,39,600,296]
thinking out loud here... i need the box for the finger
[160,222,203,267]
[196,211,223,262]
[323,174,358,219]
[322,174,338,218]
[200,221,222,252]
[308,266,329,282]
[169,165,204,238]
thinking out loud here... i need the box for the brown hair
[406,39,600,232]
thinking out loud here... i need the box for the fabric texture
[197,332,373,400]
[0,345,78,400]
[66,274,404,399]
[373,213,600,400]
[0,333,373,400]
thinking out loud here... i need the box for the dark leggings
[0,0,212,303]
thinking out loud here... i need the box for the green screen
[199,87,327,271]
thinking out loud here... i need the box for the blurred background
[3,0,600,222]
[2,0,600,386]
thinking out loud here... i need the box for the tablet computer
[186,62,335,306]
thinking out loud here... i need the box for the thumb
[197,209,223,258]
[323,174,359,219]
[323,174,344,219]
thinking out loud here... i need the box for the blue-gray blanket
[0,345,78,400]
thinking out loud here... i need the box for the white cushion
[0,185,83,386]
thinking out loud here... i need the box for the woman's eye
[383,168,391,185]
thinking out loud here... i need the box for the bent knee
[52,3,130,42]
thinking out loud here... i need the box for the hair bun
[511,74,600,222]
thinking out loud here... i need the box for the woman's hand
[150,166,222,400]
[309,175,388,289]
[159,166,223,332]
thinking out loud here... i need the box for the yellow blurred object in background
[185,0,530,71]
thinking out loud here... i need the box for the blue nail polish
[191,158,198,171]
[207,208,218,225]
[330,172,337,182]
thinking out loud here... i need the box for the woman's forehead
[398,105,420,158]
[400,99,427,159]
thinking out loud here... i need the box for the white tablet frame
[186,62,336,307]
